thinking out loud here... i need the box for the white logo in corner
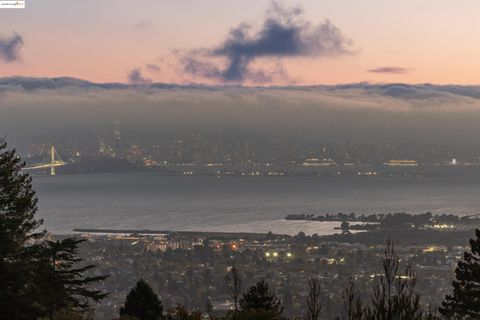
[0,1,25,9]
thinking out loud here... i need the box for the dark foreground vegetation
[2,137,480,319]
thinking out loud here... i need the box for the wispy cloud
[0,33,23,63]
[145,64,161,73]
[367,66,409,74]
[132,20,152,30]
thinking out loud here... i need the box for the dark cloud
[127,68,152,84]
[368,66,409,74]
[181,1,353,83]
[0,33,23,62]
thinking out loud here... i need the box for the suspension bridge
[24,146,66,176]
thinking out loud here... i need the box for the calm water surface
[32,173,480,235]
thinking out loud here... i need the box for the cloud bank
[2,77,480,146]
[0,33,23,62]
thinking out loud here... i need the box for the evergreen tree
[120,279,164,320]
[0,139,108,319]
[440,228,480,319]
[0,138,46,319]
[37,238,108,317]
[239,280,283,320]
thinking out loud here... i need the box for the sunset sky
[1,0,480,85]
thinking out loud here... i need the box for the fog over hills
[2,77,480,146]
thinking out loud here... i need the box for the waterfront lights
[265,251,292,258]
[432,224,454,229]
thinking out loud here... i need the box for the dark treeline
[2,137,480,320]
[286,212,480,232]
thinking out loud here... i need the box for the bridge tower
[50,146,56,176]
[22,146,66,175]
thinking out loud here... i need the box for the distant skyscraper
[113,120,122,141]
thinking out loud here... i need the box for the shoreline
[71,228,290,240]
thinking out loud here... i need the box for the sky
[1,0,480,85]
[3,1,480,147]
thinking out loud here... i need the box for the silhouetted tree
[340,221,351,234]
[38,238,108,317]
[120,279,164,320]
[362,240,437,320]
[0,138,107,319]
[0,138,45,319]
[342,278,362,320]
[239,280,283,320]
[440,228,480,319]
[225,262,242,319]
[306,277,323,320]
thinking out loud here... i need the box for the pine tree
[37,238,108,317]
[440,228,480,319]
[120,279,164,320]
[239,280,283,320]
[0,138,46,319]
[0,138,108,319]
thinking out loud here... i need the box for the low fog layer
[1,77,480,146]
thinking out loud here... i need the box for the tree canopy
[0,138,107,319]
[440,228,480,319]
[120,279,164,320]
[239,280,283,320]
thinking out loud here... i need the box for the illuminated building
[302,158,337,167]
[385,159,418,166]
